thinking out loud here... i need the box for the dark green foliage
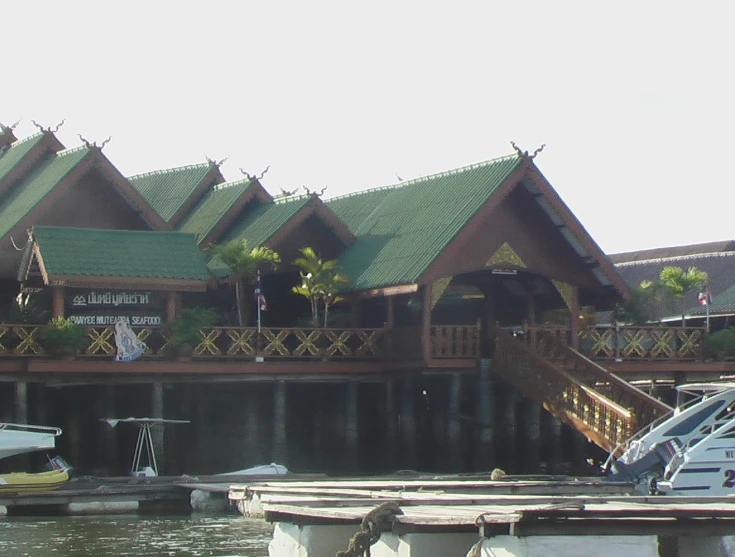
[167,307,219,348]
[38,317,87,357]
[703,328,735,359]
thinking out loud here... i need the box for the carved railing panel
[430,325,479,358]
[492,326,641,452]
[0,324,387,361]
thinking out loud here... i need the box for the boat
[0,468,70,493]
[0,422,62,460]
[605,382,735,495]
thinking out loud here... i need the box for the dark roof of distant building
[609,241,735,264]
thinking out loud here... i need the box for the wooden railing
[0,324,386,361]
[525,324,705,361]
[491,326,657,453]
[528,331,671,431]
[430,325,479,358]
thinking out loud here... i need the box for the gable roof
[176,178,273,245]
[0,146,91,239]
[326,155,524,290]
[23,226,209,289]
[609,241,735,264]
[128,162,224,225]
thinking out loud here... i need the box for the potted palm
[162,307,218,359]
[38,317,87,358]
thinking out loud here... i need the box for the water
[0,514,273,557]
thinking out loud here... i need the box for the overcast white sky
[3,1,734,255]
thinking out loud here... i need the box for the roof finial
[240,166,270,181]
[1,120,20,133]
[78,134,112,150]
[32,119,65,133]
[303,186,327,197]
[531,144,546,159]
[510,141,528,157]
[205,155,228,167]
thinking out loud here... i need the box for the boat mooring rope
[335,500,403,557]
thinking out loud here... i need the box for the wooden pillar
[14,381,28,424]
[165,292,178,322]
[385,296,395,328]
[151,382,165,474]
[474,358,495,470]
[522,398,541,474]
[569,285,580,350]
[447,374,462,472]
[399,376,418,471]
[344,381,359,473]
[500,386,517,473]
[272,381,287,465]
[383,379,398,472]
[96,386,119,475]
[350,300,362,328]
[67,396,82,472]
[51,287,65,318]
[421,284,433,361]
[524,276,537,346]
[244,387,262,467]
[548,414,563,474]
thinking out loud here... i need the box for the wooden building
[0,123,722,477]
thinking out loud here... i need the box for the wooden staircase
[491,327,671,455]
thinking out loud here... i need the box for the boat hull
[0,470,70,493]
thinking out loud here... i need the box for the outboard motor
[607,438,681,483]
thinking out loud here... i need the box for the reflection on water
[0,514,273,557]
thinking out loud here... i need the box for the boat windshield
[674,383,735,409]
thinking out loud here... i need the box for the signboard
[66,289,163,326]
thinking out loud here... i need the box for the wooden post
[500,386,517,473]
[569,285,580,350]
[385,296,395,328]
[474,358,495,470]
[244,387,262,468]
[51,286,65,318]
[399,376,418,471]
[344,381,359,473]
[14,381,28,424]
[447,374,462,471]
[421,284,432,362]
[384,379,398,471]
[548,414,563,474]
[273,381,288,465]
[165,292,178,322]
[96,386,119,475]
[151,382,165,474]
[522,398,542,474]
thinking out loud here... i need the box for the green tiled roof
[0,146,90,239]
[176,179,252,242]
[327,155,522,290]
[0,133,45,184]
[33,226,209,280]
[128,163,215,223]
[207,196,311,276]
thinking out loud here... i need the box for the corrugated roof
[207,196,311,276]
[176,179,252,242]
[615,251,735,318]
[0,133,46,184]
[0,146,90,238]
[326,155,522,290]
[33,226,209,280]
[128,163,215,223]
[609,241,735,264]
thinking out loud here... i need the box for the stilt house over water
[0,121,718,476]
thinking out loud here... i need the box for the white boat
[606,382,735,495]
[0,422,62,460]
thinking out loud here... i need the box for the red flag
[254,274,267,311]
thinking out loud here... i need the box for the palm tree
[291,247,349,327]
[207,240,280,326]
[657,266,708,326]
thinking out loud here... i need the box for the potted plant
[703,328,735,361]
[38,317,87,358]
[163,307,218,359]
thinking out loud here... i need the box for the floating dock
[230,476,735,557]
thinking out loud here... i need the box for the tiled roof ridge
[326,153,520,202]
[615,251,735,267]
[54,145,90,157]
[35,225,191,237]
[273,194,311,205]
[6,132,44,148]
[127,162,211,180]
[212,177,253,191]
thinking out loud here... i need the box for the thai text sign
[67,290,162,309]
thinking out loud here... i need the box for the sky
[3,1,734,255]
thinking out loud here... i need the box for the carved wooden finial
[240,168,254,180]
[531,144,546,159]
[278,187,300,197]
[78,134,111,150]
[1,120,20,133]
[78,134,92,148]
[510,141,528,157]
[256,166,270,180]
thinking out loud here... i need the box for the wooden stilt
[273,381,288,465]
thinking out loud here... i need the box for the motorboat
[0,422,62,460]
[0,468,70,493]
[605,382,735,495]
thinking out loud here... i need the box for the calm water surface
[0,514,273,557]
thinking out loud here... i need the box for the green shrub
[703,328,735,359]
[38,317,87,357]
[164,307,219,356]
